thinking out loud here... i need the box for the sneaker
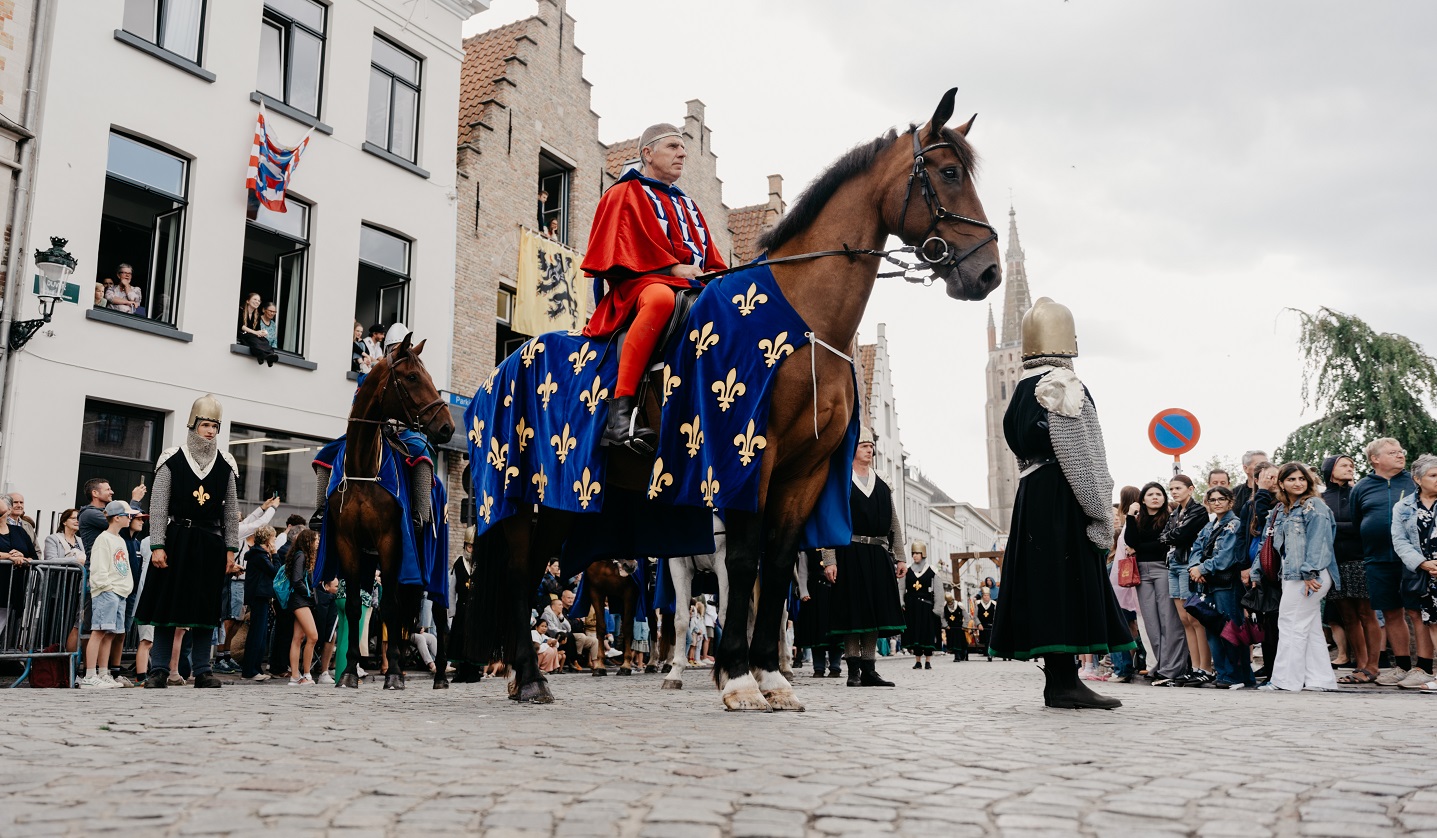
[248,672,271,682]
[1397,670,1435,689]
[1229,682,1250,690]
[297,675,315,686]
[110,675,134,688]
[1159,673,1191,687]
[214,659,239,675]
[1212,680,1235,689]
[79,673,111,689]
[167,673,186,686]
[287,677,303,686]
[318,672,335,685]
[1257,682,1284,691]
[356,665,367,679]
[1182,670,1214,687]
[1151,676,1177,686]
[1375,667,1409,686]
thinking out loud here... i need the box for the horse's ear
[410,339,426,357]
[399,331,414,354]
[926,87,958,142]
[955,113,977,137]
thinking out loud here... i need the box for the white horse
[659,515,792,690]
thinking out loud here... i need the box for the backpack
[272,564,291,609]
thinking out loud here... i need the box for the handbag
[1258,524,1279,581]
[1240,582,1282,614]
[1117,553,1141,588]
[1183,588,1228,633]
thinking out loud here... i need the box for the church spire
[999,205,1032,347]
[986,304,996,351]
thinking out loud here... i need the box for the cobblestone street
[4,657,1436,836]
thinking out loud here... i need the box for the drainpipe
[0,0,57,489]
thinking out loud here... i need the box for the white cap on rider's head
[383,322,410,350]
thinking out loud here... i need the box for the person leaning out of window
[1255,462,1339,692]
[237,292,279,367]
[1392,453,1437,692]
[104,264,144,316]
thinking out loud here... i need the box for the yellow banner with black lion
[514,228,588,336]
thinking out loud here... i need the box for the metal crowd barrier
[0,559,84,688]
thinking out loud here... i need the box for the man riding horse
[581,123,727,454]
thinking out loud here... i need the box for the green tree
[1277,307,1437,468]
[1193,453,1246,498]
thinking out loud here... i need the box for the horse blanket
[312,431,449,600]
[464,258,859,559]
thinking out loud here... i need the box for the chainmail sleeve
[223,470,241,552]
[411,460,433,524]
[887,487,905,566]
[1038,370,1115,550]
[149,460,173,550]
[313,464,329,510]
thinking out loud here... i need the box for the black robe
[829,475,905,636]
[988,374,1135,659]
[447,556,485,664]
[902,566,940,653]
[794,550,838,648]
[134,452,232,630]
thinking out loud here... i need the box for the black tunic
[829,475,905,636]
[794,550,838,648]
[134,452,232,629]
[902,566,940,652]
[988,374,1135,660]
[447,556,484,664]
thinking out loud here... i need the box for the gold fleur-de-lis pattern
[731,283,768,316]
[758,332,794,368]
[519,339,545,368]
[680,415,704,458]
[700,467,720,508]
[573,467,600,509]
[711,368,746,412]
[468,418,485,450]
[514,417,534,452]
[648,458,673,499]
[568,342,597,375]
[478,492,494,524]
[689,321,720,358]
[193,485,210,506]
[504,465,520,491]
[551,423,576,464]
[532,465,548,503]
[487,437,509,471]
[536,373,558,409]
[578,375,608,415]
[662,365,681,406]
[732,419,767,467]
[503,380,516,408]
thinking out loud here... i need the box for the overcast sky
[464,1,1437,511]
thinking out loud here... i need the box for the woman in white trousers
[1257,462,1339,692]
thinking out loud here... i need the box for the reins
[339,350,445,496]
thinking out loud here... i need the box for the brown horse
[487,88,1000,708]
[578,559,641,675]
[324,334,455,690]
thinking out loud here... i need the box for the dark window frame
[241,197,312,358]
[355,223,413,338]
[538,150,573,245]
[99,131,192,329]
[366,33,423,164]
[121,0,209,66]
[257,0,328,119]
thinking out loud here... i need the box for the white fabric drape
[161,0,204,62]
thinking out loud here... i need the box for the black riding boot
[1042,653,1121,710]
[600,396,657,455]
[845,657,862,687]
[308,503,325,531]
[859,658,894,687]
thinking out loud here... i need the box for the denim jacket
[1391,493,1436,573]
[1257,497,1339,585]
[1189,511,1242,577]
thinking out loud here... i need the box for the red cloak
[581,173,727,338]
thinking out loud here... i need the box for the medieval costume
[135,395,241,689]
[794,549,842,677]
[975,596,997,661]
[580,123,727,452]
[943,596,968,661]
[902,542,942,667]
[446,527,484,682]
[988,298,1133,710]
[824,430,905,687]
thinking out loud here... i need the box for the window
[228,425,328,526]
[75,400,165,508]
[366,35,421,162]
[496,285,513,325]
[257,0,326,118]
[97,133,189,327]
[239,199,310,355]
[122,0,206,63]
[538,151,572,244]
[355,224,410,330]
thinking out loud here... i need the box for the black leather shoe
[600,396,657,455]
[143,671,168,689]
[859,659,894,687]
[912,661,923,669]
[845,657,861,687]
[308,506,325,531]
[924,661,932,670]
[193,672,222,688]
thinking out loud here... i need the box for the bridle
[695,128,996,286]
[349,350,447,435]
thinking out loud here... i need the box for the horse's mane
[757,124,977,254]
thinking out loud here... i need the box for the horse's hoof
[723,688,771,712]
[511,680,554,704]
[661,678,683,690]
[338,672,359,689]
[763,688,806,712]
[433,678,449,690]
[660,664,673,674]
[645,664,658,674]
[384,673,405,690]
[617,667,632,677]
[779,669,795,682]
[592,668,608,677]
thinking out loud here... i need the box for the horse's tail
[468,525,519,665]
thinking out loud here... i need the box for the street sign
[1148,408,1200,456]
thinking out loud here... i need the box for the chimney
[766,174,784,215]
[685,99,705,123]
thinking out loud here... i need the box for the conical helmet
[188,394,224,429]
[1020,297,1078,359]
[910,540,928,557]
[463,525,476,546]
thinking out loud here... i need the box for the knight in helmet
[134,394,242,689]
[579,123,727,454]
[987,298,1134,709]
[902,540,943,670]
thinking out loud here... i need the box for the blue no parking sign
[1148,408,1201,474]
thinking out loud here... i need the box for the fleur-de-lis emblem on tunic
[681,415,704,458]
[532,465,548,502]
[579,375,608,415]
[700,467,720,508]
[662,365,682,406]
[487,437,509,472]
[536,373,558,409]
[468,418,485,450]
[731,283,768,316]
[193,485,210,506]
[515,417,534,453]
[711,368,746,412]
[551,423,577,464]
[569,342,597,375]
[648,458,674,499]
[689,321,720,358]
[478,492,494,523]
[503,380,516,408]
[520,339,545,368]
[483,369,497,394]
[573,467,601,509]
[733,419,767,467]
[504,465,520,491]
[758,332,794,368]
